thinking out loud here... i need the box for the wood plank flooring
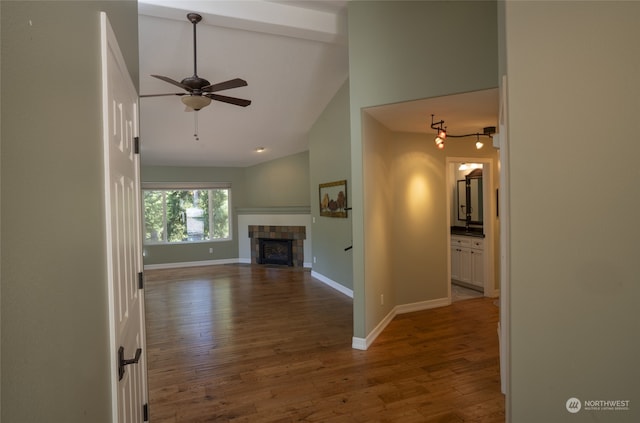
[144,264,504,422]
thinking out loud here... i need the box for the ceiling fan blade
[140,93,186,98]
[206,93,252,107]
[202,78,248,93]
[151,74,191,91]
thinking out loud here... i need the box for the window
[143,183,231,244]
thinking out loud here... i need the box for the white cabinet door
[452,245,472,284]
[451,236,484,289]
[459,247,472,283]
[471,248,484,288]
[451,246,461,281]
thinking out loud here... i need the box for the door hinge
[134,136,140,154]
[138,272,144,290]
[143,403,149,421]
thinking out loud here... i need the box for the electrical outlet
[380,294,384,305]
[313,256,317,264]
[209,248,213,254]
[312,217,316,223]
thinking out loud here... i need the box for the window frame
[142,182,232,245]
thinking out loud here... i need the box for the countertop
[450,226,485,238]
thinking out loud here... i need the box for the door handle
[118,346,142,381]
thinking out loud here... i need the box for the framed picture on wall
[319,180,348,218]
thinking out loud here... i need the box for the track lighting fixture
[430,114,495,150]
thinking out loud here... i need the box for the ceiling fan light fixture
[182,95,211,111]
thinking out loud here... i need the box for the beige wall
[363,118,500,311]
[390,132,451,304]
[505,2,640,421]
[362,112,396,327]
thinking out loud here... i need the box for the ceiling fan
[140,12,251,111]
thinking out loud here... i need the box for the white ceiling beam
[138,0,346,44]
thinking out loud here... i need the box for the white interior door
[101,12,148,422]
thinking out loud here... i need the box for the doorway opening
[447,157,499,301]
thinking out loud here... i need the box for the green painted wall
[244,151,310,207]
[1,1,138,421]
[348,0,498,337]
[141,153,311,266]
[505,2,640,421]
[309,81,352,289]
[141,166,246,265]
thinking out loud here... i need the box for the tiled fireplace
[248,225,306,267]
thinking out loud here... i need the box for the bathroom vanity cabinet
[451,235,484,290]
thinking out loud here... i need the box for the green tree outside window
[143,188,231,243]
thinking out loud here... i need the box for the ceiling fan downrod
[187,13,202,77]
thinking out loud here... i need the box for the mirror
[457,180,467,221]
[456,169,483,224]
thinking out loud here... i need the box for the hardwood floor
[144,264,504,422]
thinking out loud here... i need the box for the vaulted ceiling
[138,1,498,168]
[138,0,349,167]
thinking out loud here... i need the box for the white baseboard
[146,258,312,270]
[144,258,239,270]
[487,288,500,298]
[311,271,353,298]
[351,337,368,350]
[395,297,451,315]
[351,296,450,350]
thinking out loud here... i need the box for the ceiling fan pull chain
[194,112,199,141]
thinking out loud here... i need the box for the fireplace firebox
[248,225,305,267]
[258,238,293,266]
